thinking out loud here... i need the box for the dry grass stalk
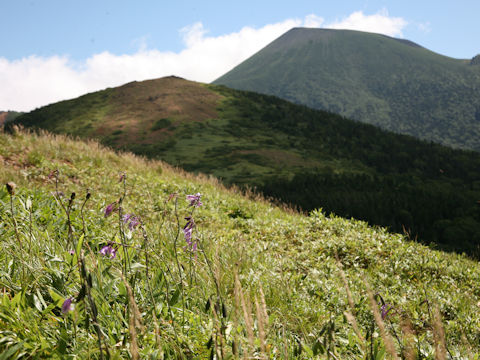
[211,304,225,359]
[365,281,400,360]
[121,275,143,360]
[335,253,365,346]
[335,252,356,313]
[432,306,447,360]
[128,307,140,360]
[400,317,416,360]
[255,296,267,358]
[344,311,366,346]
[461,333,474,360]
[259,286,269,327]
[235,273,255,355]
[233,273,241,358]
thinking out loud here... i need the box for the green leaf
[169,288,180,306]
[0,342,23,360]
[76,234,85,256]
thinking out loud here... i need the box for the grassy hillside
[10,77,480,257]
[214,28,480,152]
[1,128,480,358]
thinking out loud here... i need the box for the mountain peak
[214,28,480,151]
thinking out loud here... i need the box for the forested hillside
[10,77,480,256]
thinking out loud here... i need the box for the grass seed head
[6,181,16,195]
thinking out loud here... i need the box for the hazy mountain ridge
[0,110,23,125]
[214,28,480,151]
[9,77,480,255]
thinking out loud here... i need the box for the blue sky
[1,0,479,111]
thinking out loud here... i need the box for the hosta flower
[186,193,202,207]
[61,297,73,313]
[100,245,117,259]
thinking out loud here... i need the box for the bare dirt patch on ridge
[97,76,223,146]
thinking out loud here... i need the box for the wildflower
[123,213,140,230]
[167,193,178,202]
[186,193,202,207]
[183,216,195,243]
[104,201,118,217]
[119,172,126,182]
[100,245,117,259]
[61,297,73,313]
[183,216,197,252]
[69,250,75,255]
[381,303,392,320]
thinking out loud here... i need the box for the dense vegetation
[214,28,480,151]
[10,77,480,257]
[2,128,480,358]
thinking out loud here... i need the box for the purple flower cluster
[186,193,202,207]
[381,303,392,320]
[62,297,73,313]
[104,201,118,217]
[183,216,197,252]
[100,245,117,259]
[123,213,140,230]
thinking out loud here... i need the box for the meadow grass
[1,128,480,359]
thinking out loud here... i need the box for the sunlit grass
[1,128,480,358]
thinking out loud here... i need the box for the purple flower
[184,227,193,244]
[186,193,202,207]
[61,297,73,313]
[104,202,118,217]
[123,213,140,230]
[183,217,195,243]
[122,213,133,222]
[100,245,117,259]
[183,216,197,252]
[129,218,140,230]
[381,303,392,320]
[68,250,75,255]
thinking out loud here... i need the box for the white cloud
[304,14,324,28]
[417,22,431,33]
[326,9,407,37]
[0,11,407,112]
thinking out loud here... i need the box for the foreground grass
[1,129,480,359]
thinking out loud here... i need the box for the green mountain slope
[10,77,480,256]
[214,28,480,151]
[1,129,480,358]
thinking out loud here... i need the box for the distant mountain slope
[10,77,480,255]
[0,111,23,125]
[214,28,480,151]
